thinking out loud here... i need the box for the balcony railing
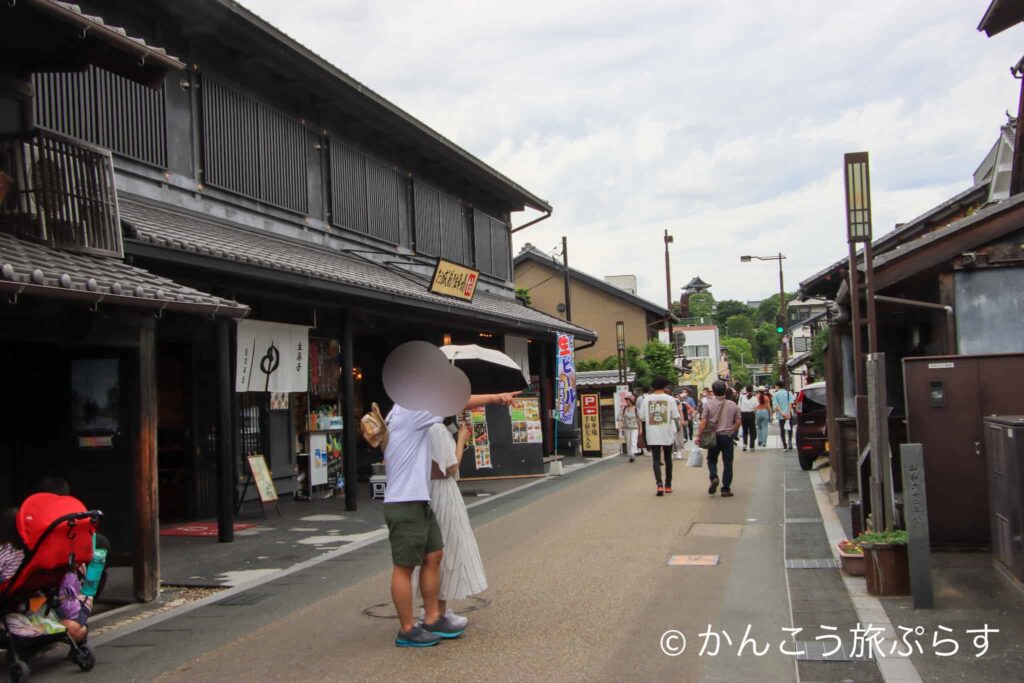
[0,128,122,258]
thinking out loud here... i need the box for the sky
[240,0,1022,305]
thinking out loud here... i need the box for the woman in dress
[618,394,641,462]
[423,419,487,629]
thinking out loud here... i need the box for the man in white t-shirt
[639,376,680,497]
[384,392,516,648]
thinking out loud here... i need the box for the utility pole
[562,235,572,322]
[778,252,790,387]
[664,230,674,341]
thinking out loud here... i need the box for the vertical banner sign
[581,394,602,455]
[471,407,492,469]
[236,320,310,393]
[556,333,577,425]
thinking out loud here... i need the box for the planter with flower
[837,539,865,576]
[855,530,910,596]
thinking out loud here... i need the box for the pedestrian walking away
[738,384,758,451]
[755,389,772,448]
[681,389,697,441]
[639,376,681,496]
[772,381,796,450]
[635,386,650,456]
[697,380,742,498]
[618,394,641,462]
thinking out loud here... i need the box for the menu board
[246,454,278,502]
[510,398,543,445]
[471,407,492,469]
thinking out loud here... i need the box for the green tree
[514,287,532,306]
[755,291,799,325]
[714,299,752,327]
[752,321,781,364]
[625,345,651,387]
[688,291,715,319]
[723,314,754,341]
[720,337,753,386]
[642,339,680,385]
[810,329,828,378]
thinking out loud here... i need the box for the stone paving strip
[808,469,924,683]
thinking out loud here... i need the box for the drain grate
[785,558,840,569]
[215,591,273,607]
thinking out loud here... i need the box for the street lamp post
[740,253,789,387]
[616,321,627,385]
[664,230,674,341]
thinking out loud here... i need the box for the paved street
[33,445,816,682]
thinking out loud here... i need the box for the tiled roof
[787,351,812,369]
[576,370,636,387]
[25,0,185,69]
[119,198,595,340]
[0,231,247,316]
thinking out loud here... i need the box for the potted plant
[837,539,865,576]
[855,530,910,596]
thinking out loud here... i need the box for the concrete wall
[515,259,650,362]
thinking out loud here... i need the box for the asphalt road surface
[40,446,801,682]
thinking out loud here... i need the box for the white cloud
[239,0,1022,302]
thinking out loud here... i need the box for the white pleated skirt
[430,477,487,600]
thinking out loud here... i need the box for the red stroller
[0,493,102,682]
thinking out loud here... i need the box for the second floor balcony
[0,127,122,258]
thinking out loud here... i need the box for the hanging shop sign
[581,393,602,455]
[429,259,480,302]
[236,320,310,393]
[556,333,577,425]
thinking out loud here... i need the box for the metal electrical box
[984,416,1024,583]
[903,354,1024,549]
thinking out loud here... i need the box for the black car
[794,381,827,470]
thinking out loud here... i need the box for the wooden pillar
[341,309,358,511]
[216,318,235,543]
[134,319,159,601]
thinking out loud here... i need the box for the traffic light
[775,315,785,334]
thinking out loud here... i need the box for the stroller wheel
[71,645,96,672]
[8,660,30,682]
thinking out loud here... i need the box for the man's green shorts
[383,501,443,567]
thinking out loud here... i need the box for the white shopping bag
[686,444,703,467]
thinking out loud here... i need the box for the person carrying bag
[696,380,742,498]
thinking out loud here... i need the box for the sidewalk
[90,453,614,633]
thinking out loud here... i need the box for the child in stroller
[0,493,103,682]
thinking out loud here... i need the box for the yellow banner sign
[429,259,480,302]
[581,393,602,454]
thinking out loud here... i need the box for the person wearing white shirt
[738,384,760,451]
[639,376,681,496]
[384,392,516,648]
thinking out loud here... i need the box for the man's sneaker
[721,490,734,498]
[628,456,635,463]
[423,614,465,639]
[708,478,719,495]
[396,625,442,648]
[656,485,664,497]
[664,486,673,494]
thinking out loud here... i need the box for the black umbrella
[440,344,528,394]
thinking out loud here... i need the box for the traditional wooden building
[0,0,593,601]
